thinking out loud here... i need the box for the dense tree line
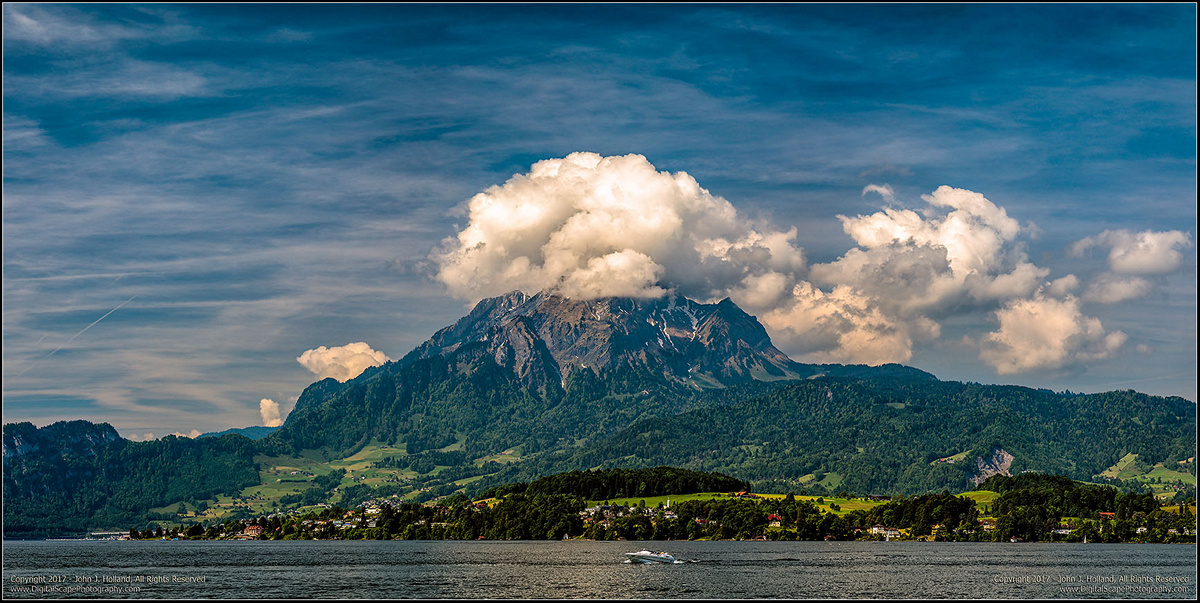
[978,473,1178,542]
[843,491,980,537]
[373,450,469,472]
[479,467,747,500]
[279,468,347,507]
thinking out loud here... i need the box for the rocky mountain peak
[402,290,804,389]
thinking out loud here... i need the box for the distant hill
[537,379,1197,495]
[198,425,280,440]
[3,421,259,538]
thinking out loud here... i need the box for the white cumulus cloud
[297,342,391,382]
[759,282,940,365]
[1046,274,1080,298]
[259,398,284,427]
[979,294,1127,375]
[429,155,1159,375]
[431,152,806,303]
[1070,229,1193,275]
[785,185,1047,362]
[1069,229,1192,305]
[1083,274,1154,304]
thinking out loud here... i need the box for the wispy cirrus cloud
[3,4,1194,439]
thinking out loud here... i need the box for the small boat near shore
[625,550,675,564]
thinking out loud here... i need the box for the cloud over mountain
[431,154,1183,375]
[432,152,805,303]
[297,342,391,382]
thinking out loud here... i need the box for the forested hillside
[492,378,1196,495]
[3,421,260,538]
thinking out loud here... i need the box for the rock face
[2,421,123,496]
[402,290,805,390]
[971,447,1015,485]
[2,420,120,463]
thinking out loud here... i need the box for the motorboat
[625,550,675,564]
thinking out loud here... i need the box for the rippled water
[3,540,1195,599]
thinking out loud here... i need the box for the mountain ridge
[401,290,812,390]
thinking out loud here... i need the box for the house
[869,525,901,539]
[1052,527,1074,535]
[243,525,264,537]
[1098,512,1115,519]
[767,513,783,528]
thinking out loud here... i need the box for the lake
[3,540,1195,599]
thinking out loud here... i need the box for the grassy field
[1098,453,1195,499]
[1161,505,1197,514]
[591,489,1009,519]
[930,450,972,465]
[589,492,890,516]
[152,442,431,524]
[1099,452,1142,480]
[795,472,844,490]
[476,446,523,465]
[958,490,1000,505]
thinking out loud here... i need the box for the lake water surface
[3,540,1195,599]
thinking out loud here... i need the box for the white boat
[625,550,675,564]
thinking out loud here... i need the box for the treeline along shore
[114,470,1195,544]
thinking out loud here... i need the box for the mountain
[403,290,806,390]
[265,290,1192,496]
[403,290,933,389]
[267,291,933,457]
[198,425,280,440]
[4,290,1194,536]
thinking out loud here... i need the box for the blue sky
[3,4,1195,439]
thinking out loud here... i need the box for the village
[109,486,1196,545]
